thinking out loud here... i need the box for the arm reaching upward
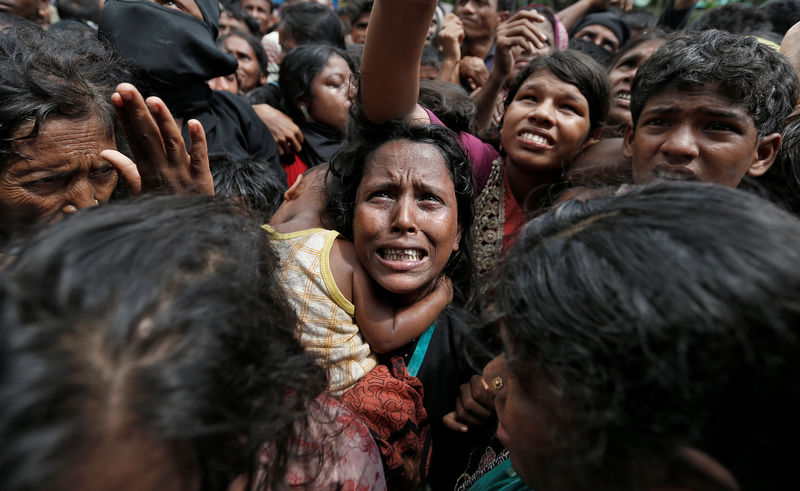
[360,0,438,123]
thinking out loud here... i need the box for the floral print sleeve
[257,397,387,490]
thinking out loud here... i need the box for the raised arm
[436,13,465,85]
[473,10,548,132]
[360,0,438,123]
[558,0,633,31]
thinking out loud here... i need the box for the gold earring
[492,375,504,390]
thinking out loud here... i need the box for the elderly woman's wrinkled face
[307,53,354,131]
[0,117,118,234]
[353,140,461,304]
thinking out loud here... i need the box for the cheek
[94,172,119,202]
[0,185,61,223]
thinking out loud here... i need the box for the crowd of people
[1,0,800,489]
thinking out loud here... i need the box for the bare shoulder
[329,236,360,302]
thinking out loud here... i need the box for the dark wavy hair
[690,3,773,35]
[279,44,355,124]
[492,182,800,490]
[279,1,345,49]
[0,196,328,491]
[604,28,670,71]
[327,114,475,302]
[220,3,261,35]
[209,152,287,222]
[346,0,373,24]
[505,49,610,133]
[0,25,127,166]
[631,29,799,137]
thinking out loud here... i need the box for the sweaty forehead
[363,141,451,181]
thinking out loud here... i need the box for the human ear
[453,223,463,252]
[622,123,635,159]
[653,446,739,491]
[580,127,603,151]
[283,173,304,201]
[746,133,781,178]
[298,102,311,122]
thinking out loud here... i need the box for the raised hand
[101,83,214,196]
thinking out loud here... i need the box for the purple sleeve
[422,106,499,193]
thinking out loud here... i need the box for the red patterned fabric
[283,154,310,188]
[340,357,432,490]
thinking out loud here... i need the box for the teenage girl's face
[308,53,354,131]
[501,69,592,176]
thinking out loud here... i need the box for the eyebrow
[418,181,450,197]
[616,53,642,67]
[11,166,73,179]
[641,106,746,119]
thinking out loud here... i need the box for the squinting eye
[707,122,735,132]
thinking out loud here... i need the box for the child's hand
[443,374,496,432]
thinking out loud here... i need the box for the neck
[504,157,561,212]
[463,36,495,59]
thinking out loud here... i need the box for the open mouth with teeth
[380,248,426,262]
[615,91,631,101]
[519,131,553,148]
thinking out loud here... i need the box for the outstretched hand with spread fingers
[100,83,214,196]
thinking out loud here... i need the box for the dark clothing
[393,306,489,491]
[247,83,283,108]
[100,0,282,179]
[657,0,695,31]
[180,89,283,180]
[249,83,342,170]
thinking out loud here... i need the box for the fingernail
[460,426,468,432]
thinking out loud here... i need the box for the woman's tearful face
[353,140,462,304]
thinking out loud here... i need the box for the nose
[528,98,556,127]
[660,124,699,164]
[62,181,99,216]
[391,196,418,234]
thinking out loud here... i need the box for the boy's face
[623,83,779,187]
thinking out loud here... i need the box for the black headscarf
[569,12,631,48]
[99,0,237,115]
[99,0,284,181]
